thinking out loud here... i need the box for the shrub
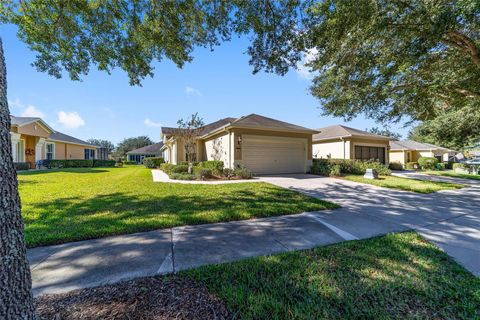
[311,159,391,176]
[197,160,224,176]
[49,160,94,168]
[330,164,342,177]
[143,157,164,169]
[194,168,212,180]
[123,161,137,165]
[223,168,235,180]
[389,161,403,171]
[14,162,30,171]
[418,157,438,170]
[93,160,116,167]
[171,164,189,174]
[453,163,469,173]
[405,162,418,170]
[179,161,199,166]
[234,166,253,179]
[160,163,175,174]
[169,173,196,180]
[435,163,446,171]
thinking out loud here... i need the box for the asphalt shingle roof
[389,140,453,152]
[49,131,97,147]
[312,125,391,141]
[127,142,164,155]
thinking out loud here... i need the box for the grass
[18,166,337,247]
[342,174,464,193]
[184,232,480,319]
[426,170,480,181]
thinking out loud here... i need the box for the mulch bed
[35,276,230,320]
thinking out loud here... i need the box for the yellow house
[389,140,457,166]
[312,125,392,164]
[10,116,99,169]
[160,114,318,174]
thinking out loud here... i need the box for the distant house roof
[10,115,54,133]
[127,142,164,155]
[48,131,97,147]
[312,125,391,142]
[161,114,317,139]
[389,140,455,152]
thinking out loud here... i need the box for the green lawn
[18,166,337,247]
[184,232,480,319]
[342,174,464,193]
[426,170,480,181]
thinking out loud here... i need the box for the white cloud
[144,118,162,128]
[185,86,202,96]
[21,105,46,118]
[296,48,318,80]
[8,98,46,118]
[57,111,85,129]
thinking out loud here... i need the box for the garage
[242,135,307,174]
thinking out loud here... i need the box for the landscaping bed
[342,174,464,193]
[35,232,480,319]
[18,166,337,247]
[159,160,253,181]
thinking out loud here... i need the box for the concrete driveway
[28,173,479,296]
[259,174,480,277]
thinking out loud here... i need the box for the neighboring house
[312,125,392,164]
[160,114,318,174]
[389,140,457,166]
[10,116,99,168]
[126,142,164,164]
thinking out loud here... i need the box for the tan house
[160,114,318,174]
[389,140,456,166]
[10,116,98,168]
[312,125,392,164]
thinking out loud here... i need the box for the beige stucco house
[10,116,99,168]
[312,125,392,164]
[160,114,318,174]
[389,140,456,166]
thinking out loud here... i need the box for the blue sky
[2,24,410,144]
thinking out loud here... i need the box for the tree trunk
[0,38,37,319]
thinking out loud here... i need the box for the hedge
[44,159,115,168]
[123,161,137,165]
[311,159,391,177]
[388,161,403,171]
[14,162,30,171]
[143,157,165,169]
[196,160,224,175]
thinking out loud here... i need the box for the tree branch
[444,31,480,68]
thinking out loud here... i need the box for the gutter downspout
[341,137,346,159]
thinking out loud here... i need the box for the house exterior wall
[312,140,349,159]
[16,122,50,138]
[389,150,406,165]
[203,131,232,167]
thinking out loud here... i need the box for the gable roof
[48,131,97,147]
[389,140,455,152]
[161,114,317,139]
[313,125,391,142]
[10,115,54,133]
[126,142,164,155]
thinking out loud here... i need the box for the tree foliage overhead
[87,138,114,152]
[366,127,402,140]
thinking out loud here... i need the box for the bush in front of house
[311,159,391,177]
[405,162,418,170]
[171,164,189,174]
[169,173,196,180]
[453,163,470,173]
[435,163,446,171]
[234,166,253,179]
[143,157,165,169]
[49,160,94,168]
[123,161,137,165]
[418,157,438,170]
[223,168,235,180]
[193,168,213,180]
[93,160,116,167]
[159,163,175,174]
[389,161,403,171]
[196,160,224,176]
[14,162,30,171]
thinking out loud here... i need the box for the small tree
[113,136,153,159]
[176,113,204,172]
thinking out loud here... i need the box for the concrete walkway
[29,173,480,296]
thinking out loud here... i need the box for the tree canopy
[87,138,114,152]
[114,136,153,158]
[366,127,402,140]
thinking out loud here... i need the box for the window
[84,149,95,160]
[354,146,386,164]
[46,143,54,160]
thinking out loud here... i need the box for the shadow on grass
[25,187,335,248]
[184,232,480,319]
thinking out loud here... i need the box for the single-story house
[10,115,99,168]
[126,142,164,164]
[312,125,392,164]
[160,114,318,174]
[389,140,457,166]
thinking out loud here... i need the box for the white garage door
[242,135,306,174]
